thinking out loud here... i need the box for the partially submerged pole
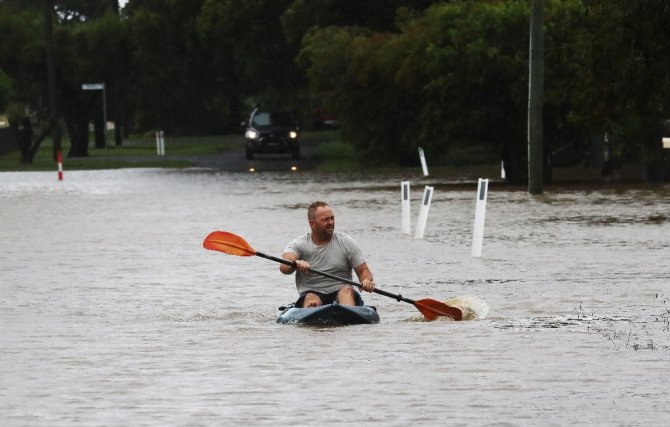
[401,181,411,234]
[415,186,433,239]
[471,179,489,258]
[418,148,429,176]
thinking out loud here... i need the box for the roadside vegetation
[1,1,669,182]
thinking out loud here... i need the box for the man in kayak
[280,201,375,307]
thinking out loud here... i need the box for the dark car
[244,109,300,160]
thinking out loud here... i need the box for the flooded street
[1,168,669,426]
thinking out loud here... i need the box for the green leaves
[0,68,13,112]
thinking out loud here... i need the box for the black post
[528,0,544,194]
[43,0,61,159]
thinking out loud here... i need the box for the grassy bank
[0,133,242,171]
[311,139,362,172]
[1,129,503,173]
[312,135,501,173]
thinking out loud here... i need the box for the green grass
[0,133,242,171]
[312,140,363,172]
[444,141,501,165]
[311,136,501,173]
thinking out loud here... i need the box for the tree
[125,0,215,133]
[298,0,670,183]
[568,0,670,181]
[61,12,131,155]
[56,0,128,156]
[197,0,302,121]
[0,0,127,160]
[0,68,12,112]
[297,1,533,176]
[282,0,438,43]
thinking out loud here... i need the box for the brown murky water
[1,169,669,426]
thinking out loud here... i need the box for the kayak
[277,303,380,325]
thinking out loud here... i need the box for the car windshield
[252,112,294,127]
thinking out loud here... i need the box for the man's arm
[280,252,299,275]
[354,262,375,292]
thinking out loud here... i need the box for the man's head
[307,201,335,241]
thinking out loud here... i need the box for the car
[244,109,300,160]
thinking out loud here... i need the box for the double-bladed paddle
[203,231,463,321]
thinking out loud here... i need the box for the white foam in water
[444,295,490,320]
[410,296,490,322]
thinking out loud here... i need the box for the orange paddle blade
[203,231,257,257]
[415,299,463,321]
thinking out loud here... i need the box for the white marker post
[418,147,429,176]
[401,181,411,234]
[156,131,165,155]
[471,178,489,257]
[415,185,433,239]
[501,160,506,180]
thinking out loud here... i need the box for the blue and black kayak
[277,303,380,326]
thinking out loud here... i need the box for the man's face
[310,206,335,237]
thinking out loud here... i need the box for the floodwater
[1,168,669,426]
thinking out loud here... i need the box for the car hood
[252,124,296,133]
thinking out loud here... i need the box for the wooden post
[43,0,61,159]
[528,0,544,194]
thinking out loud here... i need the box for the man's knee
[303,292,322,308]
[337,285,357,304]
[339,285,355,297]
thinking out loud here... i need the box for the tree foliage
[298,1,533,173]
[569,0,670,180]
[197,0,301,118]
[0,68,13,113]
[298,0,669,181]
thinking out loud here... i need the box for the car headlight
[289,131,298,139]
[245,129,259,139]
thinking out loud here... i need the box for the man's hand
[360,278,375,293]
[294,259,310,274]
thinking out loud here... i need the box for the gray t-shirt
[284,231,365,294]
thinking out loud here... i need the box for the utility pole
[43,0,61,159]
[527,0,544,194]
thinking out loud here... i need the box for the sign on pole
[81,83,105,90]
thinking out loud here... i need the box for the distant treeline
[1,0,669,182]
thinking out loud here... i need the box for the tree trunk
[502,138,529,185]
[93,114,105,149]
[114,119,123,146]
[113,89,124,146]
[16,118,34,164]
[15,117,56,164]
[65,109,89,158]
[641,120,667,182]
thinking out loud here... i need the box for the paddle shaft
[256,251,418,304]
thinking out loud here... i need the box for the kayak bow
[277,303,380,325]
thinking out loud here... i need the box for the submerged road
[189,133,326,172]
